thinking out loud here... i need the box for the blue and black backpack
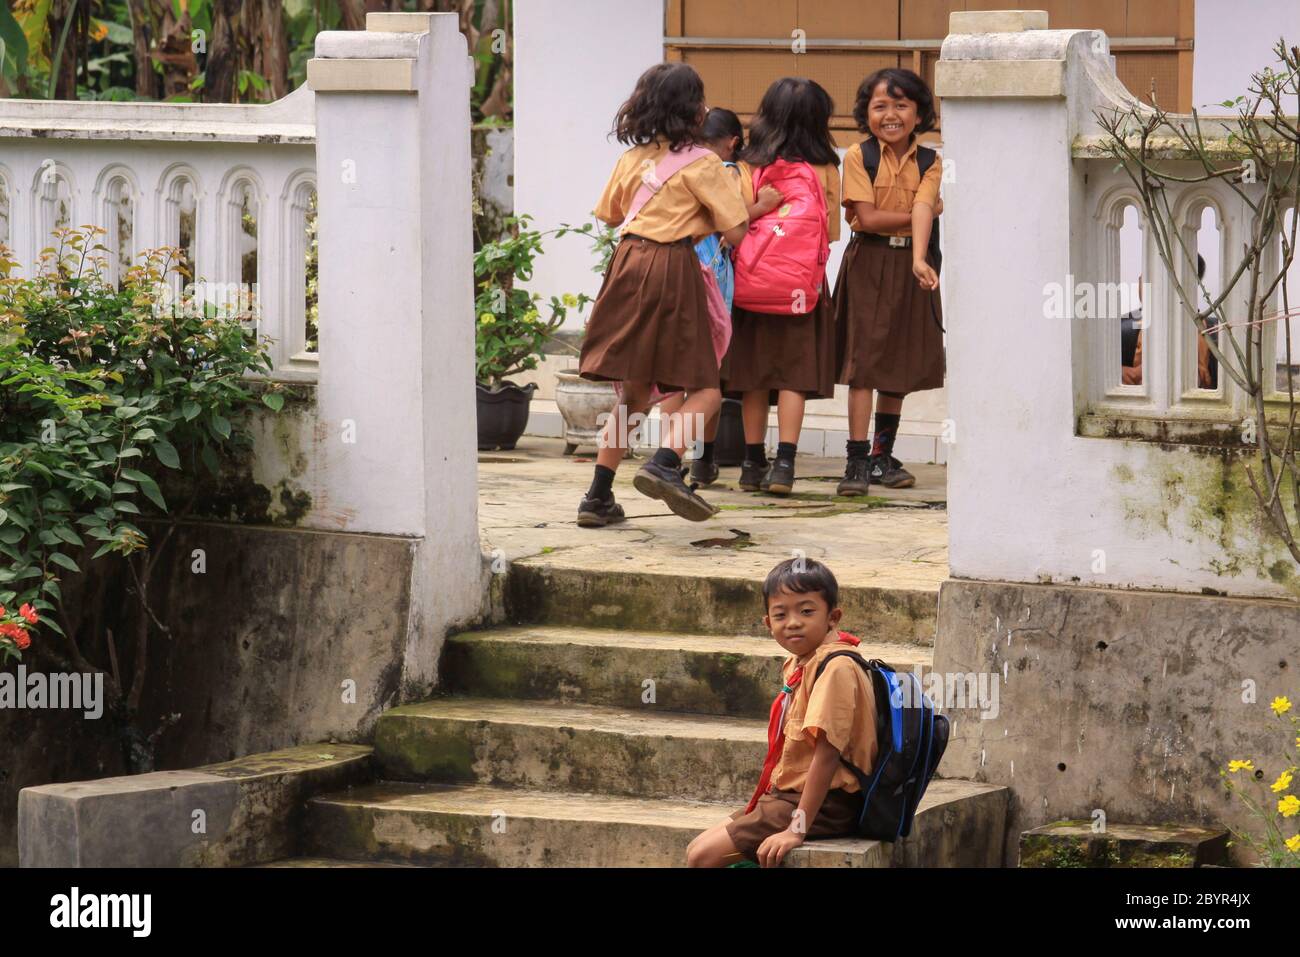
[814,651,949,842]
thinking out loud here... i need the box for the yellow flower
[1287,835,1300,853]
[478,313,495,325]
[1280,795,1300,817]
[524,309,540,323]
[1272,770,1294,793]
[1272,696,1293,716]
[562,293,578,308]
[1228,760,1255,773]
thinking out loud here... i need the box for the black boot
[577,493,627,528]
[837,457,872,496]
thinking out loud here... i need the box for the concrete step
[504,563,938,645]
[374,696,768,803]
[257,857,418,868]
[304,778,1007,868]
[439,625,934,718]
[1019,821,1230,867]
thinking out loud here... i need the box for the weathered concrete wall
[934,578,1300,866]
[1,520,420,866]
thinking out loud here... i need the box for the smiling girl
[833,68,944,495]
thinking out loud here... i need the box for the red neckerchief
[744,630,862,813]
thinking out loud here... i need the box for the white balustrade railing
[0,87,318,379]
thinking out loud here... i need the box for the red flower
[0,622,25,643]
[18,604,38,625]
[14,631,30,651]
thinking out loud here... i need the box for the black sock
[776,441,797,463]
[587,464,615,500]
[651,447,682,470]
[701,441,716,464]
[871,413,901,458]
[745,443,767,465]
[846,439,871,460]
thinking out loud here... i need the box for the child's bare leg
[775,389,805,446]
[847,386,874,441]
[661,388,720,457]
[741,390,768,445]
[876,392,903,416]
[703,406,719,442]
[657,391,685,419]
[595,381,652,472]
[686,821,746,868]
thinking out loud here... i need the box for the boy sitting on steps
[686,557,878,867]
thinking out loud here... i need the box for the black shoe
[761,457,796,495]
[738,459,768,492]
[632,460,718,522]
[690,458,720,488]
[837,457,872,496]
[869,454,916,489]
[577,493,627,528]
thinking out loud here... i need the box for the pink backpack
[732,159,829,315]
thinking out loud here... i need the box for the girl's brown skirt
[579,235,719,394]
[718,281,836,400]
[834,235,945,393]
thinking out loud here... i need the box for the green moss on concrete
[1117,446,1300,596]
[374,715,478,783]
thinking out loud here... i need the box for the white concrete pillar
[934,11,1124,584]
[308,11,481,690]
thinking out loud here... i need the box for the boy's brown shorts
[725,788,864,860]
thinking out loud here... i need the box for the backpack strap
[621,145,714,229]
[860,137,937,183]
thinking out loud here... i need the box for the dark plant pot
[476,380,537,451]
[715,395,746,466]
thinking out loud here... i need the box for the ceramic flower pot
[476,380,537,451]
[554,371,618,455]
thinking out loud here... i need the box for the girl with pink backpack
[576,63,749,528]
[721,78,842,497]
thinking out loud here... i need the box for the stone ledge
[307,58,417,93]
[934,58,1066,98]
[18,743,372,868]
[949,10,1049,35]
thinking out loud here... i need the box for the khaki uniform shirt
[735,160,842,243]
[769,640,879,794]
[594,141,748,244]
[841,138,942,237]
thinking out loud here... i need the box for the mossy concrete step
[504,563,937,645]
[304,778,1007,868]
[374,696,767,803]
[440,625,934,718]
[1019,821,1230,867]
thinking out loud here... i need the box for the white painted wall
[514,0,664,309]
[941,22,1298,600]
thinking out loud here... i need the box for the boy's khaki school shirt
[841,138,942,237]
[735,161,842,243]
[594,140,748,244]
[769,639,879,795]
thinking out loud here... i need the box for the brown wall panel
[682,0,799,37]
[1126,0,1183,36]
[797,0,898,40]
[901,0,965,37]
[1115,51,1182,108]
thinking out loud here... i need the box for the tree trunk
[128,0,161,98]
[46,0,81,99]
[205,0,242,103]
[256,0,290,101]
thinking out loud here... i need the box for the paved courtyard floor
[478,437,949,591]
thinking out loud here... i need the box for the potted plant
[475,215,589,450]
[552,220,621,454]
